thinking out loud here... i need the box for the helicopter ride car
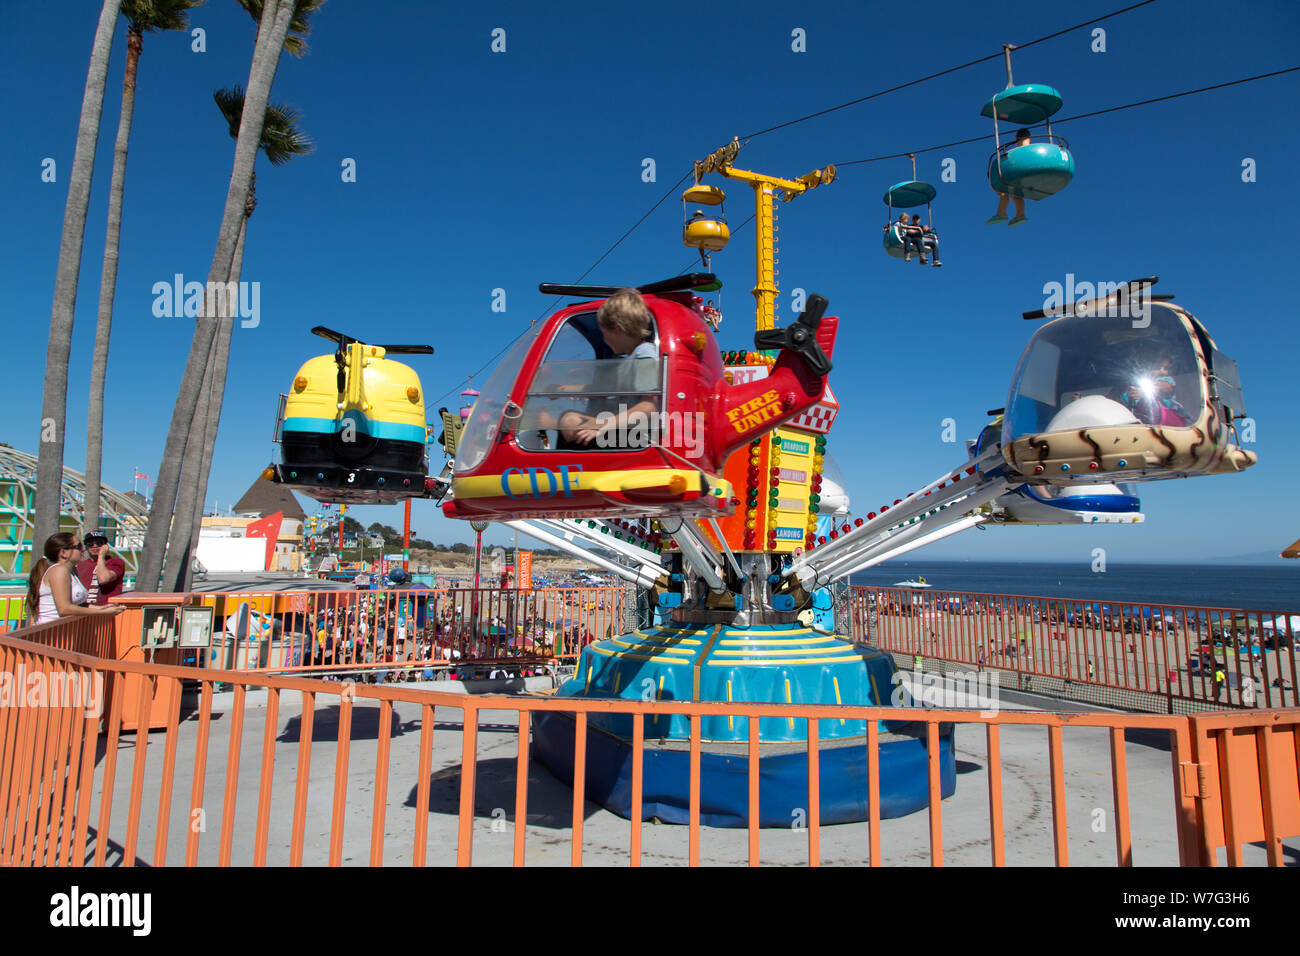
[264,327,438,505]
[1001,278,1256,482]
[443,274,838,522]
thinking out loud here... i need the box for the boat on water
[894,575,931,588]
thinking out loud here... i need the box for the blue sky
[5,0,1299,564]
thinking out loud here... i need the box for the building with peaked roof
[232,477,306,519]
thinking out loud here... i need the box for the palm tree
[33,0,122,549]
[136,0,301,592]
[161,90,312,590]
[156,6,321,593]
[83,0,202,539]
[238,0,322,58]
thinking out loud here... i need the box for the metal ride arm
[783,447,1009,590]
[502,520,665,590]
[663,518,729,595]
[836,514,989,578]
[795,480,1008,589]
[529,518,665,576]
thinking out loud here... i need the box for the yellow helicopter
[264,327,436,505]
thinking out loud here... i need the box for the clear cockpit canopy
[453,326,542,474]
[1002,302,1205,447]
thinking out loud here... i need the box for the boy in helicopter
[565,288,660,446]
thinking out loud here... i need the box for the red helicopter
[444,274,838,521]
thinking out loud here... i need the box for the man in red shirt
[77,533,127,605]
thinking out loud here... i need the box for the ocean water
[849,561,1299,612]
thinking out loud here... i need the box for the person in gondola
[911,214,942,268]
[887,212,925,261]
[987,128,1032,226]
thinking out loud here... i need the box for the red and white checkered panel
[788,404,836,433]
[788,384,838,434]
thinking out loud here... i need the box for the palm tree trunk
[164,211,249,592]
[34,0,122,548]
[84,23,143,537]
[136,0,296,592]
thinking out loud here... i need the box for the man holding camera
[76,532,126,605]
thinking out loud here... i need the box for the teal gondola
[882,154,939,262]
[981,79,1074,201]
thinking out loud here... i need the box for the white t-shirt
[34,568,89,625]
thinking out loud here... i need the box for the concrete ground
[70,675,1297,867]
[190,571,357,593]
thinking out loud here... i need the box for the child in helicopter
[987,128,1033,226]
[558,288,660,447]
[911,214,942,267]
[1119,354,1190,427]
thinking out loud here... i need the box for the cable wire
[429,171,697,409]
[832,65,1300,167]
[740,0,1162,139]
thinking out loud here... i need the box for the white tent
[1261,614,1300,631]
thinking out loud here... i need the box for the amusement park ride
[262,51,1257,826]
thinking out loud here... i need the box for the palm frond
[213,85,313,165]
[213,85,245,140]
[261,101,315,165]
[121,0,205,34]
[237,0,324,57]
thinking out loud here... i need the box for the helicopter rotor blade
[1022,275,1168,321]
[311,326,346,343]
[378,344,435,355]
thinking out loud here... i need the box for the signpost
[470,520,489,645]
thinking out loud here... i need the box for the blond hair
[597,288,652,337]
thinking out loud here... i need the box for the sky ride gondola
[264,327,437,506]
[682,182,730,266]
[1000,278,1256,483]
[981,46,1075,209]
[442,273,839,522]
[881,153,939,265]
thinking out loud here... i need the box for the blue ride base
[532,623,956,827]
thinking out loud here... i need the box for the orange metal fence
[2,623,1297,867]
[195,586,627,675]
[850,586,1300,713]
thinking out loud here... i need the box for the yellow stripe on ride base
[633,631,704,645]
[717,636,840,646]
[710,645,847,656]
[610,636,697,656]
[722,628,811,637]
[590,645,692,665]
[706,654,866,666]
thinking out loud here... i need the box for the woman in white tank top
[26,533,125,626]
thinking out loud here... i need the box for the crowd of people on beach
[215,580,619,684]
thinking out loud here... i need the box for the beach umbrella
[1264,614,1300,631]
